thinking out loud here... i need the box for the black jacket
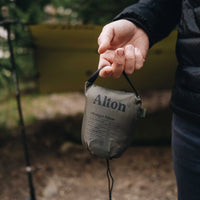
[114,0,200,122]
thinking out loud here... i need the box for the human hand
[98,19,149,78]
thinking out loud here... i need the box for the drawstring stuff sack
[81,68,145,159]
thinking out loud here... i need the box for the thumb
[98,25,114,54]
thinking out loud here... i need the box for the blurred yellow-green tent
[29,24,178,93]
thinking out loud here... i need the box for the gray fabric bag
[81,68,145,159]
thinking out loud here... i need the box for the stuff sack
[81,68,145,159]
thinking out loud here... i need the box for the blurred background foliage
[0,0,137,93]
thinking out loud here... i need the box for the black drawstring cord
[106,159,114,200]
[122,71,139,97]
[88,67,140,97]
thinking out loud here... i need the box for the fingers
[124,45,145,74]
[135,47,145,70]
[98,48,125,78]
[112,48,125,78]
[98,50,113,77]
[98,46,145,78]
[98,24,114,54]
[99,66,113,77]
[98,53,113,77]
[124,45,135,74]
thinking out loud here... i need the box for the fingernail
[117,49,124,56]
[126,45,133,50]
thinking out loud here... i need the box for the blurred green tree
[0,0,137,91]
[49,0,138,25]
[0,0,138,25]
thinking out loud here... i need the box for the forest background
[0,0,137,91]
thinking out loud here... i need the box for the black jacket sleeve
[114,0,182,47]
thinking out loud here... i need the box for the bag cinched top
[81,67,145,159]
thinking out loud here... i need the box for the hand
[98,19,149,78]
